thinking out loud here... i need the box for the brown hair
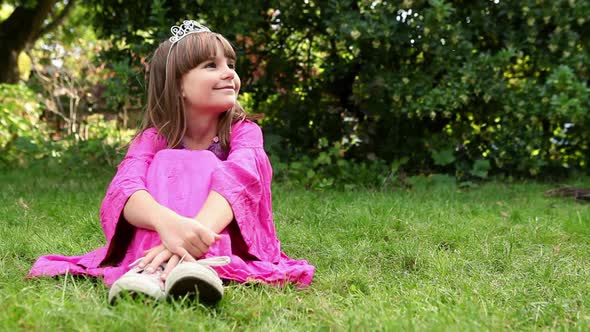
[140,31,248,150]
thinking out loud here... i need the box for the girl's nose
[221,65,235,80]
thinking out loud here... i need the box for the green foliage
[0,83,46,167]
[269,136,391,190]
[0,4,13,20]
[0,84,129,172]
[47,137,124,173]
[470,159,491,179]
[84,0,590,182]
[431,147,455,166]
[37,116,131,173]
[5,1,589,183]
[0,4,134,173]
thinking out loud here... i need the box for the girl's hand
[138,244,181,280]
[154,215,221,261]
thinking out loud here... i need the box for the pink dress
[28,120,315,287]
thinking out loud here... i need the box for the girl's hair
[140,31,247,150]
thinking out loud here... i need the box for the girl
[28,20,315,304]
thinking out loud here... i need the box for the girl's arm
[140,121,273,269]
[206,120,279,262]
[124,187,234,234]
[138,190,233,276]
[193,190,234,233]
[123,190,172,231]
[102,128,221,265]
[124,189,221,260]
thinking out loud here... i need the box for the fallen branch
[544,187,590,202]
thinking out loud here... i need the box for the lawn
[1,168,589,330]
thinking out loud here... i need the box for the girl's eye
[228,63,236,69]
[205,62,216,68]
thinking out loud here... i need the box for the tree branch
[34,0,76,41]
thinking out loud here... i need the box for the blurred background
[0,0,588,189]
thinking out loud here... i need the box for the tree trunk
[0,0,75,84]
[0,47,19,83]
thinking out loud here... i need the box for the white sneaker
[108,264,166,304]
[165,256,230,304]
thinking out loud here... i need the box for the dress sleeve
[210,120,281,262]
[98,128,166,265]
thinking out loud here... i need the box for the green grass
[1,168,589,331]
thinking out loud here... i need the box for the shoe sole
[108,275,165,304]
[165,263,223,304]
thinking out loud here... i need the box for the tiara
[169,20,211,44]
[165,20,211,73]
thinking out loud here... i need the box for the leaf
[431,148,456,166]
[17,198,30,210]
[470,159,491,179]
[390,157,410,174]
[459,181,477,189]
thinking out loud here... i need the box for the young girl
[28,20,315,304]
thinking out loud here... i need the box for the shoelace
[178,255,231,280]
[179,255,231,267]
[128,255,231,268]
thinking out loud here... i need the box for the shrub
[0,83,47,168]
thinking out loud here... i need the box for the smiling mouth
[214,86,234,90]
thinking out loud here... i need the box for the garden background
[1,0,588,185]
[1,0,589,330]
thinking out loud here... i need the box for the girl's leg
[108,149,224,302]
[145,149,222,218]
[109,149,223,274]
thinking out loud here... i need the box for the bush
[0,84,130,173]
[90,0,590,180]
[0,83,47,168]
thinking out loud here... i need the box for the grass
[1,168,589,331]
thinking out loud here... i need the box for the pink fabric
[28,120,315,287]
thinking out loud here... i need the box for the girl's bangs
[176,32,236,74]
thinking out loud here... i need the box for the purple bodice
[179,136,229,161]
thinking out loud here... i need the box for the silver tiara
[165,20,211,73]
[169,20,211,45]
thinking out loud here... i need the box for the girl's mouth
[214,85,234,90]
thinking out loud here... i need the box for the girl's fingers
[140,245,165,268]
[176,247,196,263]
[190,237,209,257]
[146,249,172,273]
[161,255,180,280]
[200,229,222,246]
[143,243,165,255]
[199,232,215,247]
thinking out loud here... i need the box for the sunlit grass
[1,169,589,330]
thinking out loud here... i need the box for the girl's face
[181,43,241,114]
